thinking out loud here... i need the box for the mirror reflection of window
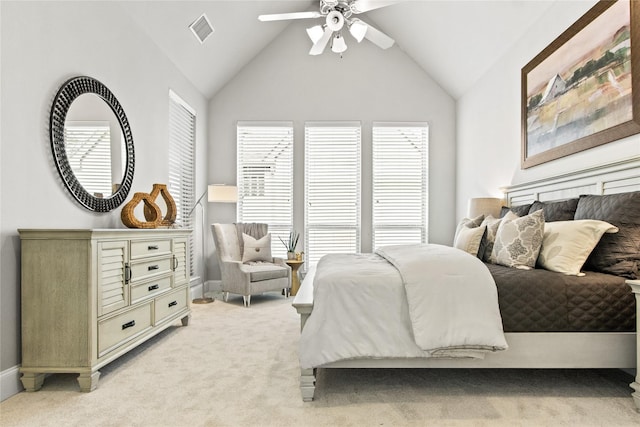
[64,121,113,197]
[64,93,124,198]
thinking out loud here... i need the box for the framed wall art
[521,0,639,169]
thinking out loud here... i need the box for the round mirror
[50,76,135,212]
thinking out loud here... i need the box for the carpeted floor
[1,291,639,426]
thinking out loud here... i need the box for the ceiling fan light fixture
[306,25,325,44]
[326,10,345,32]
[331,33,348,54]
[348,19,367,43]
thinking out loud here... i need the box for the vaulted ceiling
[122,1,557,100]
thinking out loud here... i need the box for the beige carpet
[1,292,639,427]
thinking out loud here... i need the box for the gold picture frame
[521,0,640,169]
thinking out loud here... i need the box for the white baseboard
[1,365,23,401]
[189,280,221,300]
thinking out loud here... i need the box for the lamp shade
[208,185,237,203]
[331,33,347,53]
[349,19,367,42]
[467,197,503,218]
[306,25,324,44]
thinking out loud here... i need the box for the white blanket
[298,244,507,369]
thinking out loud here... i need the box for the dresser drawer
[155,287,188,325]
[131,275,172,305]
[130,239,172,260]
[98,303,152,357]
[129,257,172,284]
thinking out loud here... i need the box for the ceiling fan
[258,0,400,56]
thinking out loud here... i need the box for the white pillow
[537,220,619,275]
[454,225,486,256]
[453,214,484,243]
[491,210,545,269]
[241,233,272,263]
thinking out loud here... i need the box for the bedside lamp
[467,197,503,219]
[188,184,238,304]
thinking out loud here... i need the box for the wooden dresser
[18,229,192,392]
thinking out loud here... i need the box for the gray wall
[456,0,640,219]
[206,19,457,280]
[0,1,208,396]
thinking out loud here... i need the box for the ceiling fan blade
[309,27,333,55]
[258,11,322,22]
[350,0,403,14]
[362,21,395,49]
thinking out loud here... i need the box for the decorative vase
[287,252,296,260]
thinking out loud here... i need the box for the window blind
[168,90,196,275]
[305,122,361,266]
[64,121,112,197]
[237,122,294,258]
[372,122,428,249]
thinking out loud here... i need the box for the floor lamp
[188,184,238,304]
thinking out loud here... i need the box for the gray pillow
[574,192,640,279]
[500,204,531,218]
[528,198,579,222]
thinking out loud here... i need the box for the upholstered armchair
[211,223,291,307]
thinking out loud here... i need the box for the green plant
[279,230,299,252]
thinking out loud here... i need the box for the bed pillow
[241,233,272,263]
[491,210,545,269]
[574,191,640,279]
[453,214,484,243]
[528,198,579,222]
[480,215,502,263]
[537,220,619,275]
[499,203,531,218]
[453,225,487,257]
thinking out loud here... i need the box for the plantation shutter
[305,122,361,267]
[168,90,196,275]
[372,122,428,249]
[237,122,294,259]
[64,121,113,196]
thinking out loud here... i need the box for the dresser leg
[181,314,190,326]
[631,381,640,412]
[21,372,45,391]
[77,371,100,392]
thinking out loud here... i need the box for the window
[168,90,196,275]
[305,122,361,266]
[372,122,428,249]
[237,122,294,258]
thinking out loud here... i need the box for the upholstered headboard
[502,156,640,207]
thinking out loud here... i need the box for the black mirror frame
[50,76,135,212]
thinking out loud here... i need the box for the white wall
[456,0,640,219]
[207,19,457,279]
[0,1,207,396]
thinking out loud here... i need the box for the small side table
[285,259,305,296]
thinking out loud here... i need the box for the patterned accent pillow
[480,215,502,263]
[491,210,545,269]
[453,225,487,257]
[242,233,272,263]
[537,220,618,275]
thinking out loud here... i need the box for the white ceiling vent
[189,13,214,44]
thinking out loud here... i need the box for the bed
[293,157,640,409]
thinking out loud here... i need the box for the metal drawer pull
[172,255,178,270]
[168,301,178,308]
[148,265,159,271]
[148,245,159,250]
[122,320,136,330]
[148,284,159,291]
[125,264,132,283]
